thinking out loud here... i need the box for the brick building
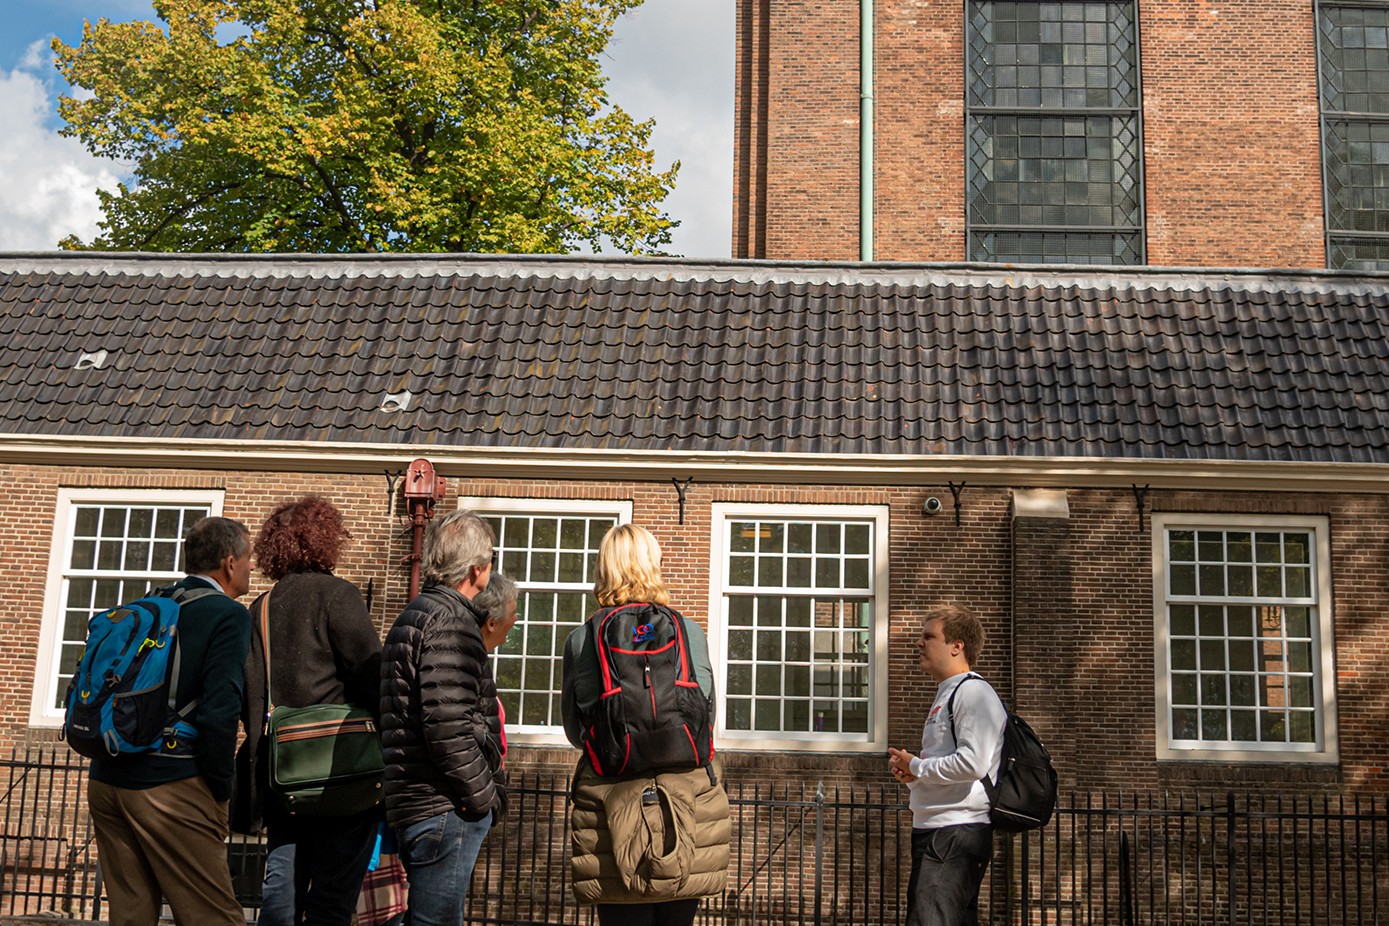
[735,0,1389,270]
[1,251,1386,803]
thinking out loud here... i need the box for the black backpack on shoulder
[948,674,1058,833]
[581,603,714,777]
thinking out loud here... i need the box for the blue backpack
[62,584,218,759]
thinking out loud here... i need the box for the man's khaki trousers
[88,776,245,926]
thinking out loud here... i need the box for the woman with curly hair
[239,495,382,926]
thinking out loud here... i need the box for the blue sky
[0,0,734,257]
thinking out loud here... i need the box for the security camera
[923,496,943,515]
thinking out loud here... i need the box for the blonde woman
[562,524,729,926]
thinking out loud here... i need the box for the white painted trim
[1011,488,1070,520]
[31,488,225,728]
[3,434,1388,492]
[1151,513,1339,764]
[457,497,633,748]
[708,503,891,754]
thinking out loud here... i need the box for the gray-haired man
[380,510,505,926]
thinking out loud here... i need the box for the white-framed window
[460,497,633,745]
[30,488,224,727]
[709,504,890,753]
[1152,514,1338,763]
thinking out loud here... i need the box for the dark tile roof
[0,254,1386,463]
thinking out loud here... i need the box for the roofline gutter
[2,435,1385,493]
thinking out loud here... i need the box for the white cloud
[0,41,126,251]
[605,0,735,259]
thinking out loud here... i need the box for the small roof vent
[381,390,412,413]
[74,350,109,371]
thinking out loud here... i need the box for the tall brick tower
[734,1,1366,270]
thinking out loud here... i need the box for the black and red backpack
[581,602,714,777]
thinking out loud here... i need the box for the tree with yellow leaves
[55,0,678,254]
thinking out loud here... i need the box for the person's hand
[887,747,918,784]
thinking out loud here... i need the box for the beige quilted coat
[569,759,730,905]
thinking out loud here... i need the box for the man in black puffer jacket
[380,509,505,926]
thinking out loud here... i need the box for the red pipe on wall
[402,458,447,600]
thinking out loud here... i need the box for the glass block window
[465,498,631,739]
[712,505,889,752]
[32,489,221,725]
[1318,3,1389,268]
[966,1,1144,264]
[1152,515,1338,763]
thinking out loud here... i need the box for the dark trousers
[257,806,378,926]
[596,899,700,926]
[905,824,993,926]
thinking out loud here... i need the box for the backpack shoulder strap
[945,672,983,744]
[162,583,222,724]
[945,673,1006,795]
[661,605,699,685]
[163,582,222,606]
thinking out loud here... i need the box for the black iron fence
[3,747,1386,925]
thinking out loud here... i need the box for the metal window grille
[1318,1,1389,268]
[965,0,1145,264]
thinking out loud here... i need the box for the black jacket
[233,571,380,832]
[380,582,502,830]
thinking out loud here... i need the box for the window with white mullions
[1152,515,1338,763]
[712,507,889,752]
[466,498,631,741]
[32,489,222,726]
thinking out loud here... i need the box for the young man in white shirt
[888,605,1008,926]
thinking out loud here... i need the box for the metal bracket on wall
[948,482,966,528]
[1132,484,1150,533]
[384,469,404,518]
[672,477,694,525]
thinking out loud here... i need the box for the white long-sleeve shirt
[907,671,1007,829]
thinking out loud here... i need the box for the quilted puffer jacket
[380,582,502,831]
[570,758,730,905]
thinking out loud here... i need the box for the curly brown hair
[255,495,352,580]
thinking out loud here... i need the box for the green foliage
[54,0,678,254]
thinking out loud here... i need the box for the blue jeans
[397,811,492,926]
[257,808,378,926]
[905,824,993,926]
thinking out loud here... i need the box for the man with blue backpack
[77,516,253,926]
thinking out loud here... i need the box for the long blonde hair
[593,524,670,607]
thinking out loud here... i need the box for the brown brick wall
[1140,0,1325,267]
[5,463,1386,795]
[736,0,1329,268]
[734,0,862,260]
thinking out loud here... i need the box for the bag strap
[944,673,1001,798]
[259,593,276,712]
[162,583,222,746]
[594,603,641,694]
[666,606,697,686]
